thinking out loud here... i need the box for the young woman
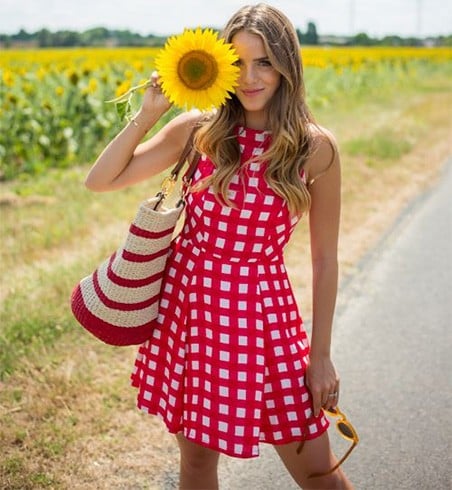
[85,3,352,489]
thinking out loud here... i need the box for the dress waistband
[178,236,283,264]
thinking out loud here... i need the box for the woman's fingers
[306,357,340,415]
[323,381,340,410]
[312,389,323,417]
[311,383,340,416]
[150,70,159,86]
[141,71,171,114]
[149,71,164,92]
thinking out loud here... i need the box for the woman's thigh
[176,433,221,470]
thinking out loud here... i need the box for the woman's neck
[242,112,269,131]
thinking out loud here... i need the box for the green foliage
[0,52,179,180]
[1,51,449,181]
[343,131,413,160]
[0,69,116,179]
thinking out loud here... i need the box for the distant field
[1,46,451,179]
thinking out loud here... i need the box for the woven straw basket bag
[70,132,200,346]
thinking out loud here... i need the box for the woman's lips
[241,88,264,96]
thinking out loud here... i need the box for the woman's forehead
[231,31,267,58]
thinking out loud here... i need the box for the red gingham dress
[131,126,329,458]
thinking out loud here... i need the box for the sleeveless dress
[131,126,329,458]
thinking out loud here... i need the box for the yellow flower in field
[81,78,99,95]
[66,69,79,86]
[88,78,98,93]
[37,67,47,81]
[55,86,64,96]
[82,62,95,76]
[115,80,131,98]
[133,61,144,72]
[2,70,14,86]
[155,27,240,111]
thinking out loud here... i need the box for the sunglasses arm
[308,440,357,479]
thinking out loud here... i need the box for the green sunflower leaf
[115,100,131,121]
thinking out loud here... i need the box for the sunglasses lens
[338,421,355,440]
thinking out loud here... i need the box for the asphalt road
[218,160,452,490]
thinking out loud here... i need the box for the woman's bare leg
[273,432,354,489]
[176,433,221,490]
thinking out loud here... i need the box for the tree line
[1,23,450,48]
[0,27,167,48]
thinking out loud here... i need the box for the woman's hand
[139,71,172,121]
[306,353,340,417]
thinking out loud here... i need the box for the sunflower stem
[105,80,154,103]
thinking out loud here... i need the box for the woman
[85,3,352,489]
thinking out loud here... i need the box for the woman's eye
[259,59,272,67]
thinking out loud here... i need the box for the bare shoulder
[305,123,340,186]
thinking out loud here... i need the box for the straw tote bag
[70,133,200,346]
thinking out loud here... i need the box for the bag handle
[170,127,200,181]
[153,127,201,209]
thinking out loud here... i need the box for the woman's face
[231,30,281,129]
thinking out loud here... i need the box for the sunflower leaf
[115,100,131,121]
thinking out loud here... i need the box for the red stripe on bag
[122,247,168,263]
[71,285,155,345]
[92,269,160,311]
[130,223,174,240]
[107,252,165,287]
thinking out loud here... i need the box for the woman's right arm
[85,78,201,192]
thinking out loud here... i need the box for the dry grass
[1,80,451,488]
[0,339,178,489]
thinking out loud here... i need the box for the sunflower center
[177,50,218,90]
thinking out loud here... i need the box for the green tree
[305,21,318,45]
[36,28,52,47]
[352,32,375,46]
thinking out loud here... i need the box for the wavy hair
[194,3,327,215]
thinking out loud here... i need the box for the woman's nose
[240,65,257,84]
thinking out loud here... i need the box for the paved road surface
[218,161,452,490]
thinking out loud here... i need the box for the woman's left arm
[305,129,341,417]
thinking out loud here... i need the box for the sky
[1,0,451,38]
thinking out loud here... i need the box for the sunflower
[155,28,240,111]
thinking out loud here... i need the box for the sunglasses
[297,406,359,479]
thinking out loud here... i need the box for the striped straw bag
[70,132,200,346]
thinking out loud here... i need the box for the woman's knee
[273,433,353,489]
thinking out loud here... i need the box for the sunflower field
[1,46,451,180]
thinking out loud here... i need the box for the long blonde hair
[194,3,321,215]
